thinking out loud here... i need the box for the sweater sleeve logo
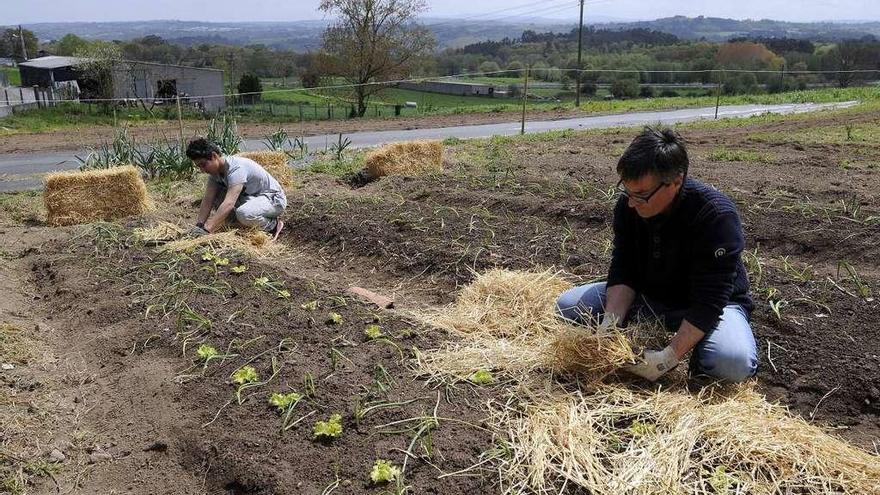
[714,248,726,258]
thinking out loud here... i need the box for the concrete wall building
[116,61,225,111]
[397,80,500,97]
[18,56,226,111]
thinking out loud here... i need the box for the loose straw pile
[494,384,880,494]
[416,269,880,494]
[134,221,286,259]
[416,269,640,384]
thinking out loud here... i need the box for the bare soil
[1,109,879,493]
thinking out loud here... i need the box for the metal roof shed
[19,56,85,87]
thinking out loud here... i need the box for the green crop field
[0,84,877,135]
[1,66,21,86]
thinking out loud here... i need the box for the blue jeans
[556,282,758,383]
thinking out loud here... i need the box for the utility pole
[521,65,530,135]
[18,25,29,61]
[575,0,585,107]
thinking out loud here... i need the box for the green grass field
[1,84,877,135]
[1,67,20,86]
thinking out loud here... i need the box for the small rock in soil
[1,363,13,371]
[143,441,168,453]
[49,449,66,462]
[89,448,112,464]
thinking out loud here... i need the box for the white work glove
[597,313,620,333]
[625,346,679,381]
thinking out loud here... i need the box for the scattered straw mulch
[134,221,286,259]
[44,165,151,226]
[365,140,443,178]
[237,151,295,191]
[496,384,880,494]
[416,269,641,384]
[417,269,880,494]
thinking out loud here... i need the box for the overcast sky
[2,0,879,25]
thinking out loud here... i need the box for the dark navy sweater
[607,177,753,332]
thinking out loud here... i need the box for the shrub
[300,70,322,88]
[580,82,598,96]
[238,73,263,104]
[610,78,640,99]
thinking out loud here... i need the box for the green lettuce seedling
[232,365,259,385]
[277,289,291,299]
[201,251,214,262]
[709,466,734,493]
[268,392,303,413]
[196,344,218,362]
[231,265,248,274]
[470,369,494,385]
[301,300,319,311]
[628,420,656,437]
[214,257,230,266]
[370,459,401,484]
[364,324,384,339]
[313,414,343,439]
[327,313,343,325]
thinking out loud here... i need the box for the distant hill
[14,16,880,53]
[17,19,576,51]
[603,16,880,41]
[17,20,329,51]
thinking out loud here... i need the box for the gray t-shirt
[210,155,286,204]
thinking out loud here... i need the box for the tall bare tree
[319,0,435,117]
[75,42,124,102]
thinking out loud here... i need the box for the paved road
[0,101,858,193]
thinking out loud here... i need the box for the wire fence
[3,67,879,123]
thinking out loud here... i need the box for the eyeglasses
[616,179,668,205]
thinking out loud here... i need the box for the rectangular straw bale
[237,151,294,191]
[44,165,150,226]
[365,140,443,178]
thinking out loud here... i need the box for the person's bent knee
[698,349,757,383]
[555,295,583,323]
[555,284,604,325]
[235,207,263,227]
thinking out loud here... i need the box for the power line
[424,0,572,28]
[424,0,609,29]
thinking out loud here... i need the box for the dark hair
[616,127,688,183]
[185,137,221,160]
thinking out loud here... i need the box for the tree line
[3,0,880,117]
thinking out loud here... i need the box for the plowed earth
[2,109,878,493]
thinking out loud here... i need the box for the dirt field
[1,108,879,493]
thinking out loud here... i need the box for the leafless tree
[319,0,436,117]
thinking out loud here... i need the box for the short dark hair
[185,137,221,160]
[616,127,688,183]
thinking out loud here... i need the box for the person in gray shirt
[185,137,287,238]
